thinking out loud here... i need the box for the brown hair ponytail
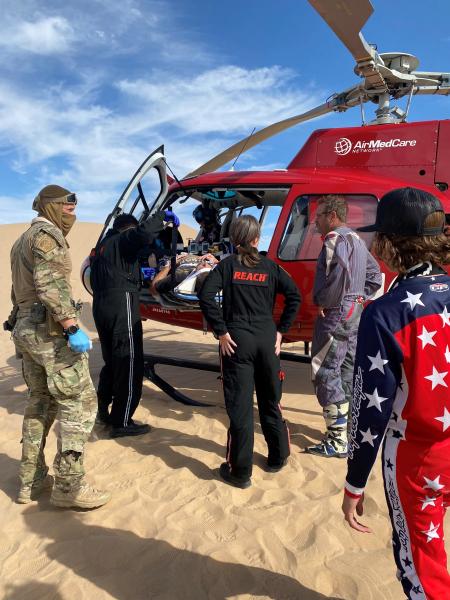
[229,215,261,268]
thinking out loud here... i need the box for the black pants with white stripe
[93,290,144,428]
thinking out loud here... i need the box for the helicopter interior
[138,188,380,310]
[137,186,289,310]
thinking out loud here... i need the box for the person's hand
[163,210,180,227]
[275,331,282,356]
[204,253,218,265]
[219,333,237,357]
[67,328,92,353]
[342,492,372,533]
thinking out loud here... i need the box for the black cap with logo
[358,187,445,236]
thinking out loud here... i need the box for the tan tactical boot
[50,483,111,509]
[17,474,54,504]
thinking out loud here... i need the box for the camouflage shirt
[10,217,77,321]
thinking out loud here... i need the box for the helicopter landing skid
[143,354,219,407]
[143,350,311,407]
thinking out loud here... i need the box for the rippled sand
[0,222,446,599]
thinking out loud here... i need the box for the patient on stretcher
[149,253,219,305]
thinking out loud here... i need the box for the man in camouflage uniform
[306,195,382,458]
[7,185,110,509]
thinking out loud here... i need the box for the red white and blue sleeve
[345,301,403,498]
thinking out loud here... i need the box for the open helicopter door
[81,145,169,294]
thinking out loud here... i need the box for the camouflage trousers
[13,317,97,492]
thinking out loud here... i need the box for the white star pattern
[440,306,450,327]
[445,345,450,364]
[435,407,450,431]
[422,521,440,543]
[367,351,389,373]
[417,326,437,349]
[421,496,437,510]
[423,475,445,492]
[360,427,378,446]
[365,388,388,412]
[424,366,448,390]
[401,291,425,310]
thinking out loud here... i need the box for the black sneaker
[265,457,289,473]
[218,463,251,489]
[110,420,151,439]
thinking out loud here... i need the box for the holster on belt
[3,304,19,332]
[29,302,47,324]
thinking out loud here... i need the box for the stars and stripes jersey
[345,271,450,495]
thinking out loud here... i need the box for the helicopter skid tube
[143,350,311,407]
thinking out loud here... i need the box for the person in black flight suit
[199,215,301,488]
[91,209,179,438]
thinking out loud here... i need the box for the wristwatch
[63,324,79,335]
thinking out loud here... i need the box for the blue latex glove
[163,210,180,228]
[67,328,92,353]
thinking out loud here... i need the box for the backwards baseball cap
[358,187,445,236]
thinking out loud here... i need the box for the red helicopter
[82,0,450,405]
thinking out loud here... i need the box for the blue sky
[0,0,449,224]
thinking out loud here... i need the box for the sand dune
[0,222,447,599]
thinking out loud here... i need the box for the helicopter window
[278,196,309,260]
[278,194,378,261]
[164,187,288,252]
[259,205,283,252]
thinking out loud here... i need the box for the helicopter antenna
[231,127,256,171]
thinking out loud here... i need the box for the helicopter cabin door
[81,145,169,295]
[97,145,168,243]
[269,190,379,342]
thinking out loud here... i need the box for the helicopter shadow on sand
[21,505,345,600]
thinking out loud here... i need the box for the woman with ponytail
[199,215,301,488]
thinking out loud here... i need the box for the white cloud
[0,16,75,55]
[0,2,324,223]
[117,65,316,135]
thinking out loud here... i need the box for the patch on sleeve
[35,233,58,253]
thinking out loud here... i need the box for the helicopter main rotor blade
[308,0,374,63]
[308,0,387,92]
[414,85,450,96]
[412,71,450,85]
[185,102,334,178]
